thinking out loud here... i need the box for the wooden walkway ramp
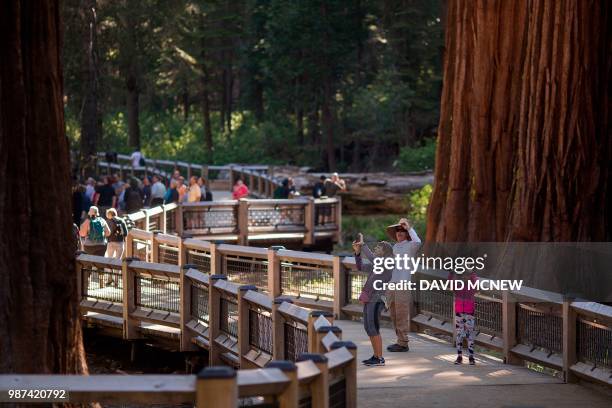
[334,321,612,407]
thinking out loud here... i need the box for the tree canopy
[62,0,444,171]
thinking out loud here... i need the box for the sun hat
[385,218,410,241]
[88,206,100,217]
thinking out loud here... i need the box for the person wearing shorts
[353,235,393,366]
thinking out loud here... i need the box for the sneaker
[387,343,409,352]
[363,356,385,366]
[454,355,463,365]
[362,355,376,364]
[469,356,475,365]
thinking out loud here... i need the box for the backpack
[124,217,136,231]
[139,157,146,166]
[88,217,106,244]
[114,217,129,238]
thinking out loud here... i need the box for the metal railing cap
[309,310,333,318]
[198,366,236,379]
[266,360,297,372]
[316,326,341,334]
[182,264,198,270]
[239,284,258,292]
[274,296,293,305]
[297,353,328,363]
[210,274,228,280]
[331,341,357,350]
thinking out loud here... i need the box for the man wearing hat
[384,217,421,352]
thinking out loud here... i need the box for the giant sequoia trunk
[79,0,99,176]
[126,73,141,149]
[427,0,610,242]
[0,0,88,374]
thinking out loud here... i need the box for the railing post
[330,342,357,408]
[307,311,333,353]
[332,256,346,320]
[175,203,184,237]
[125,231,134,258]
[143,208,150,232]
[187,163,192,180]
[238,198,249,246]
[334,197,342,244]
[161,205,167,234]
[267,361,298,408]
[201,165,208,180]
[273,297,292,360]
[180,264,198,351]
[210,242,221,275]
[238,285,258,368]
[267,248,281,298]
[297,354,329,408]
[502,291,521,364]
[208,274,227,365]
[258,173,264,196]
[248,172,255,192]
[122,257,139,340]
[196,366,236,408]
[119,163,124,180]
[304,198,315,246]
[229,165,235,190]
[151,231,160,263]
[562,297,577,383]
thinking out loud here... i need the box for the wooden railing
[74,252,357,406]
[95,152,276,193]
[0,352,355,408]
[120,231,612,387]
[125,197,341,247]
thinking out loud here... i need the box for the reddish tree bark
[427,0,610,242]
[0,0,88,374]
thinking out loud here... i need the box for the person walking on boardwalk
[79,206,111,256]
[313,175,327,198]
[187,176,202,202]
[384,218,421,352]
[198,176,213,201]
[353,234,393,366]
[323,172,346,197]
[232,178,249,199]
[94,176,116,215]
[150,175,166,206]
[164,179,180,204]
[124,179,144,213]
[105,208,128,260]
[450,270,478,365]
[142,176,152,207]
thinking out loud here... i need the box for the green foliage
[397,138,436,172]
[62,0,444,171]
[337,214,400,253]
[407,184,433,237]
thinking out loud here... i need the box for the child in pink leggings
[450,271,477,365]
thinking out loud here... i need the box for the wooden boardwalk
[334,321,612,408]
[82,282,611,408]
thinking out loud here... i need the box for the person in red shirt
[232,178,249,199]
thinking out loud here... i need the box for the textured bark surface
[79,0,100,176]
[0,0,88,374]
[427,0,611,242]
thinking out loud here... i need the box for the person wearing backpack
[105,208,128,259]
[124,179,144,213]
[79,206,110,256]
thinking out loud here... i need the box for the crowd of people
[73,168,213,260]
[353,218,478,367]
